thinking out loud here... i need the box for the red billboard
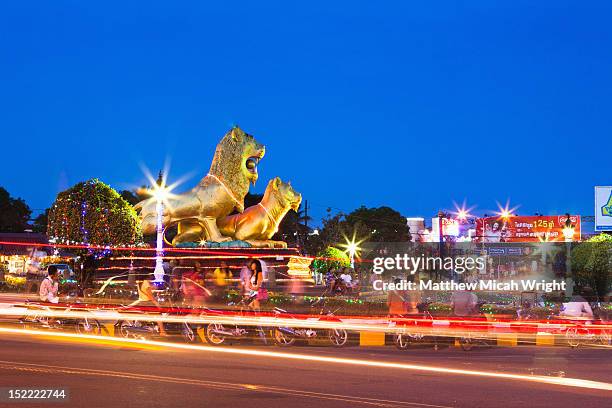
[475,215,581,242]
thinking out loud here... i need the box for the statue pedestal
[94,246,312,290]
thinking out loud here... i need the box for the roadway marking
[0,361,450,408]
[1,327,611,392]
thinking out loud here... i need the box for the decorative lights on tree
[47,179,143,255]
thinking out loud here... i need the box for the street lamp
[496,200,519,220]
[339,234,363,269]
[563,213,575,289]
[151,172,170,283]
[346,241,359,268]
[457,209,468,222]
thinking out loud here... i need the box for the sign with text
[475,215,581,242]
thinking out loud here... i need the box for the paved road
[0,329,609,408]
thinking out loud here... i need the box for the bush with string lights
[48,179,143,250]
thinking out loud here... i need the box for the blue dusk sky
[1,1,610,225]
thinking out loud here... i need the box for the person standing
[246,259,266,310]
[388,278,407,316]
[450,290,478,316]
[212,261,231,298]
[182,262,210,308]
[239,262,251,296]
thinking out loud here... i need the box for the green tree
[274,202,312,249]
[48,180,143,291]
[119,189,148,206]
[571,234,612,298]
[312,246,350,274]
[344,206,411,242]
[0,187,31,232]
[32,209,49,234]
[48,179,142,247]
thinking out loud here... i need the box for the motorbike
[19,300,101,335]
[392,302,435,350]
[271,298,348,347]
[457,301,493,351]
[203,295,269,346]
[115,301,198,343]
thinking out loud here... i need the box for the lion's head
[268,176,302,212]
[208,126,265,200]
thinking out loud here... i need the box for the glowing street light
[339,233,364,269]
[452,201,475,224]
[495,200,519,220]
[139,163,186,283]
[146,171,174,283]
[153,173,168,282]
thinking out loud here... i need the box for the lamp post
[562,213,575,283]
[152,172,168,283]
[347,242,358,269]
[437,211,445,281]
[341,235,361,270]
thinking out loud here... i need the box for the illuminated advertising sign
[475,215,581,242]
[431,217,460,241]
[595,186,612,231]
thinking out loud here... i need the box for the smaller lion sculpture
[217,177,302,248]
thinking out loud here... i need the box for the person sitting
[39,265,59,304]
[339,267,353,293]
[561,289,594,320]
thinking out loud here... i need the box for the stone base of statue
[95,245,312,293]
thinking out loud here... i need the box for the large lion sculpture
[135,127,265,245]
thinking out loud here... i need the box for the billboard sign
[475,215,581,242]
[431,217,460,241]
[595,186,612,231]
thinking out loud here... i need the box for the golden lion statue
[217,177,302,248]
[135,127,265,244]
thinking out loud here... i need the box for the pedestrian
[239,262,251,296]
[182,262,210,308]
[450,289,478,316]
[404,276,422,315]
[39,265,60,303]
[212,261,231,296]
[246,259,267,311]
[388,278,407,316]
[288,275,304,304]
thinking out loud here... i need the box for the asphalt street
[0,329,609,408]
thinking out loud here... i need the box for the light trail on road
[1,327,611,392]
[4,305,611,345]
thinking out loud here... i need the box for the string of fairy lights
[47,179,144,258]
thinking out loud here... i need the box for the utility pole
[304,200,309,231]
[438,210,444,282]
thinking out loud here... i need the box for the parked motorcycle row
[13,297,350,348]
[13,299,609,350]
